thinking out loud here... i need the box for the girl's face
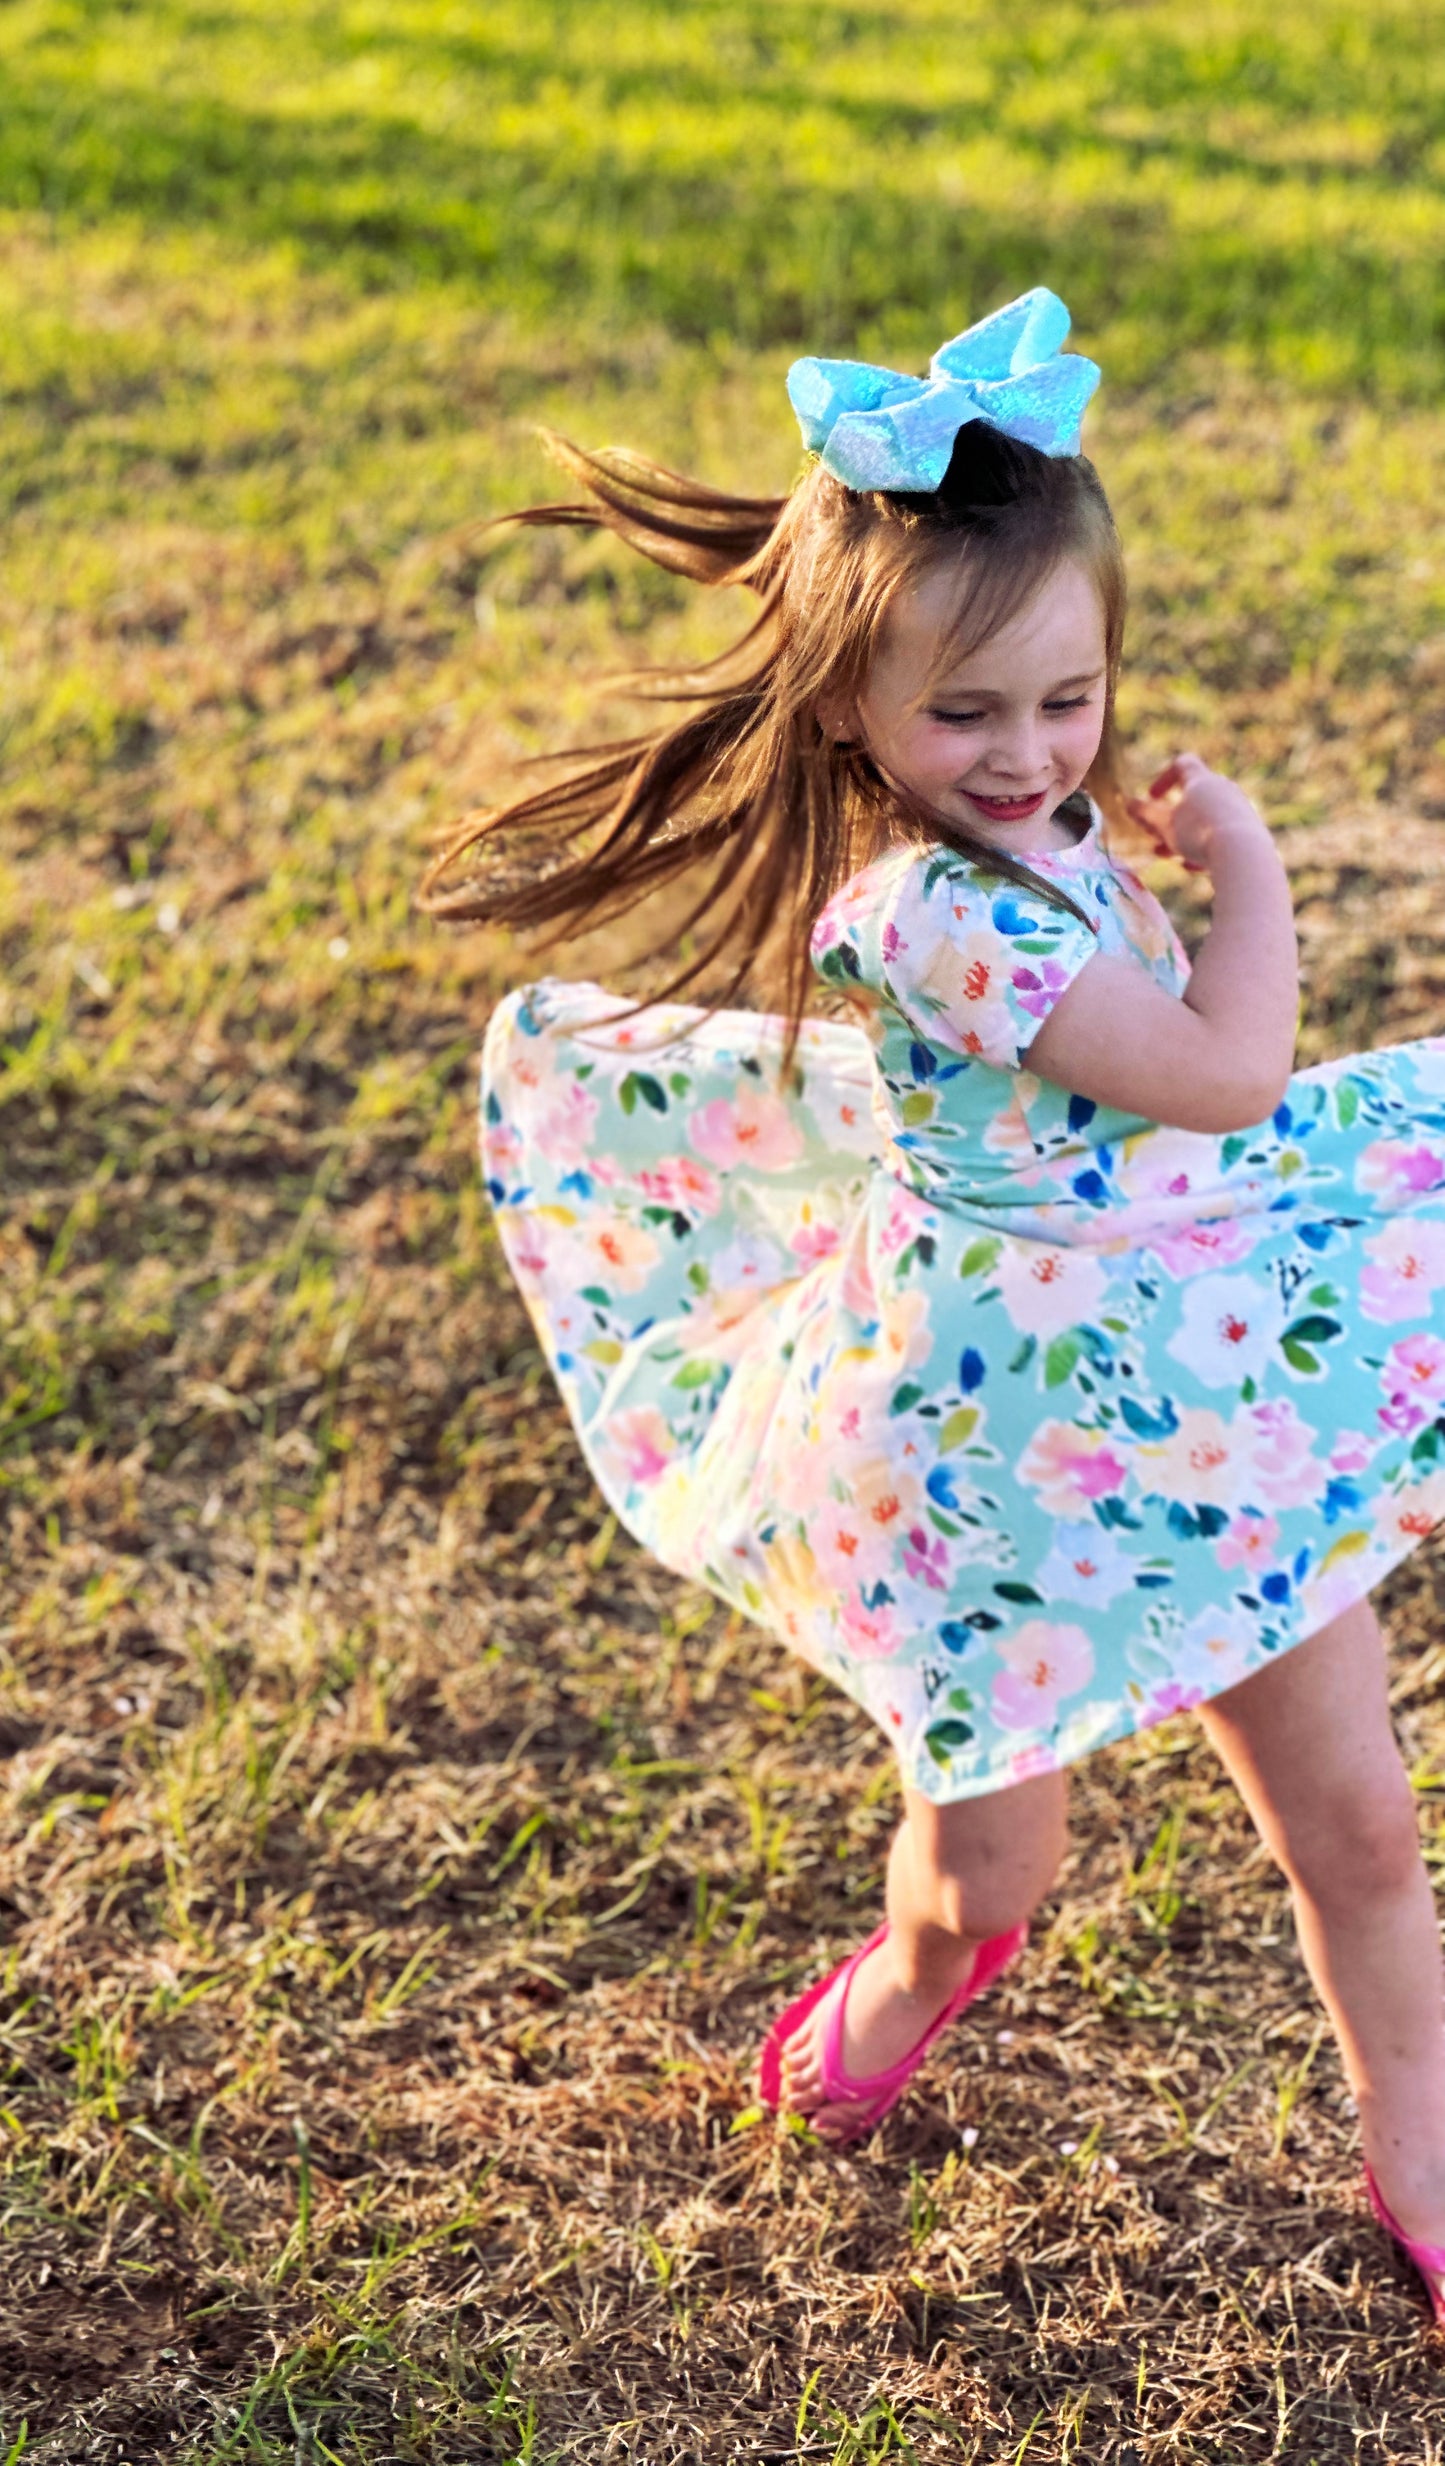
[844,556,1109,853]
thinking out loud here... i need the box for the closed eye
[929,694,1095,726]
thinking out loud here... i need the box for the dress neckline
[896,796,1102,874]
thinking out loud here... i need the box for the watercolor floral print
[482,805,1445,1803]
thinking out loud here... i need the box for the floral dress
[480,802,1445,1803]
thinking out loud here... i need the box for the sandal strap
[818,1921,1026,2109]
[1366,2161,1445,2275]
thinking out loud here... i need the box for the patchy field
[6,5,1445,2460]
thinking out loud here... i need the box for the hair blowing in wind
[420,421,1130,1070]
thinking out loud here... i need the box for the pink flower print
[771,1438,837,1518]
[1248,1398,1325,1510]
[991,1620,1094,1732]
[1215,1510,1281,1572]
[997,1242,1106,1340]
[913,924,1005,1055]
[838,1592,903,1661]
[1011,957,1072,1021]
[881,922,908,961]
[1135,1407,1251,1512]
[1384,1331,1445,1405]
[582,1217,660,1295]
[1149,1217,1260,1278]
[791,1215,842,1267]
[687,1087,806,1173]
[1018,1421,1130,1517]
[812,1494,893,1588]
[1009,1743,1061,1782]
[508,1213,552,1282]
[535,1078,600,1171]
[901,1525,950,1590]
[879,1188,936,1258]
[600,1405,677,1487]
[1330,1430,1377,1475]
[1372,1474,1445,1555]
[637,1154,723,1216]
[809,910,843,955]
[1360,1217,1445,1323]
[1139,1681,1206,1728]
[1379,1394,1428,1437]
[1357,1140,1445,1207]
[483,1122,524,1180]
[851,1455,924,1547]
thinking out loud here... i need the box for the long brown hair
[420,419,1129,1072]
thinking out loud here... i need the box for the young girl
[433,289,1445,2322]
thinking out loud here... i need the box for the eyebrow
[928,666,1106,702]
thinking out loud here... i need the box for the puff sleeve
[878,851,1101,1071]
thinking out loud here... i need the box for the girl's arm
[1025,753,1299,1136]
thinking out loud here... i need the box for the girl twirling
[432,290,1445,2322]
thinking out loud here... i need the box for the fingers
[1147,750,1209,799]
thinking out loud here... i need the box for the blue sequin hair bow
[786,287,1099,494]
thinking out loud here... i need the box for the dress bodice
[808,809,1192,1230]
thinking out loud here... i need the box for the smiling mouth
[964,788,1049,818]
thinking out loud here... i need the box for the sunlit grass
[5,0,1445,2456]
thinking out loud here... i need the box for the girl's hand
[1125,752,1270,877]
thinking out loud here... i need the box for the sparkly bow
[786,287,1099,493]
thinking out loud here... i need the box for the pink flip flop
[755,1918,1028,2145]
[1364,2161,1445,2325]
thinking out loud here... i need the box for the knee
[1278,1780,1423,1913]
[913,1775,1068,1942]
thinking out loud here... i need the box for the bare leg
[1195,1595,1445,2254]
[778,1767,1067,2139]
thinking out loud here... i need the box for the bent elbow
[1172,1069,1293,1137]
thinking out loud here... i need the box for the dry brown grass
[8,225,1445,2459]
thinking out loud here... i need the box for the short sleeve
[878,852,1101,1071]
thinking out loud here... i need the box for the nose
[986,720,1049,782]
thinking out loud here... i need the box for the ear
[814,690,861,746]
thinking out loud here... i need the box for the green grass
[3,0,1445,389]
[6,2,1445,2460]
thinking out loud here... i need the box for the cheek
[1056,707,1106,772]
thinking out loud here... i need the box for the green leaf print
[902,1091,935,1125]
[938,1405,979,1449]
[686,1261,710,1292]
[1008,1334,1038,1376]
[925,1718,975,1766]
[1336,1078,1360,1128]
[1281,1337,1321,1375]
[1284,1314,1341,1345]
[1220,1134,1249,1169]
[994,1580,1045,1606]
[891,1381,926,1414]
[1044,1332,1083,1388]
[959,1237,1002,1279]
[669,1072,691,1096]
[672,1359,720,1388]
[617,1070,668,1115]
[579,1285,611,1306]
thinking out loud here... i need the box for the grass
[5,2,1445,2458]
